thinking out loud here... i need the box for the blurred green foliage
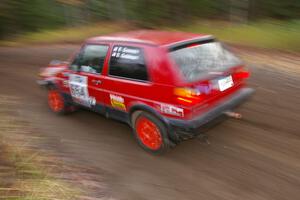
[172,20,300,51]
[0,0,299,39]
[2,20,298,51]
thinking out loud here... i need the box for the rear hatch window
[169,41,241,82]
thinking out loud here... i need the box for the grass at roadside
[0,141,79,200]
[0,95,79,200]
[1,20,299,51]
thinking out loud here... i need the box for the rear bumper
[166,88,254,138]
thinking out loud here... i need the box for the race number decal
[69,74,95,107]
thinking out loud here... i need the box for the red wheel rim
[136,117,162,150]
[48,90,64,112]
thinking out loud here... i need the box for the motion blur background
[0,0,299,51]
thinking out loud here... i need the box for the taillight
[234,69,250,79]
[174,87,204,106]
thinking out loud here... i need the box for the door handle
[92,79,102,85]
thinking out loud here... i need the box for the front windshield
[169,42,241,82]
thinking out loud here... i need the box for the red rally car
[38,30,254,154]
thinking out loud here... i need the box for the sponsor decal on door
[110,94,126,110]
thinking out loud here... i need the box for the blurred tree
[106,0,126,20]
[230,0,249,23]
[56,0,85,25]
[0,0,299,39]
[185,0,223,19]
[0,0,65,38]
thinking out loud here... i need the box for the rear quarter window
[109,45,148,81]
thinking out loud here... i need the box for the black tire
[131,111,171,155]
[47,86,76,115]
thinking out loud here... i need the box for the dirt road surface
[0,45,299,200]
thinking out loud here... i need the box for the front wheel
[47,87,76,114]
[132,111,171,155]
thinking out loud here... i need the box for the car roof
[86,30,213,47]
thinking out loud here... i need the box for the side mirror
[49,60,62,65]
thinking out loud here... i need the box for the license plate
[218,75,234,91]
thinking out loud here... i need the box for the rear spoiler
[168,35,215,51]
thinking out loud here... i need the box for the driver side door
[68,43,110,113]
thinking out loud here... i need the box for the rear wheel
[47,87,75,114]
[132,111,171,155]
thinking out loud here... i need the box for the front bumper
[37,79,48,86]
[167,88,254,138]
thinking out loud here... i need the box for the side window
[71,44,109,74]
[109,45,148,81]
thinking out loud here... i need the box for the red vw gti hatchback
[38,30,254,154]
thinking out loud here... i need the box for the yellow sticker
[110,94,126,110]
